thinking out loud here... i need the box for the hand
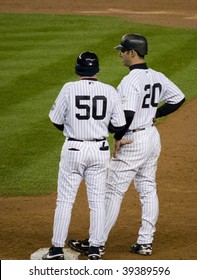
[153,117,157,123]
[113,139,132,158]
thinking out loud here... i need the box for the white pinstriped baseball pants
[52,139,110,248]
[103,126,161,245]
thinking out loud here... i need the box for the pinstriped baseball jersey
[118,68,185,130]
[49,79,126,140]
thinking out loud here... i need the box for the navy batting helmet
[75,51,99,76]
[114,33,148,56]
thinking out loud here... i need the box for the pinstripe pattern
[50,79,126,248]
[118,68,185,130]
[49,80,125,140]
[102,66,185,246]
[103,127,161,244]
[52,140,110,247]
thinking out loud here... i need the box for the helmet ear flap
[75,51,99,76]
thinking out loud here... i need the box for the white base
[30,247,80,260]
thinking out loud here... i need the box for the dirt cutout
[0,0,196,260]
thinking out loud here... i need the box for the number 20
[142,83,162,108]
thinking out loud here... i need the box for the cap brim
[114,45,123,50]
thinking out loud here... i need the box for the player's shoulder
[60,81,76,92]
[120,72,137,85]
[56,82,74,100]
[97,80,117,92]
[148,67,167,78]
[62,81,75,88]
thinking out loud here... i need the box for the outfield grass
[0,13,196,196]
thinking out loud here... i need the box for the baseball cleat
[68,239,89,255]
[88,246,101,260]
[130,243,152,255]
[68,239,105,255]
[42,246,64,260]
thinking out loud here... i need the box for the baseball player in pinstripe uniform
[42,51,126,260]
[68,34,185,256]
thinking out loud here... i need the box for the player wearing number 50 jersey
[68,34,185,257]
[42,51,126,260]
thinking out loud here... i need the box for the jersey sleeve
[160,76,185,104]
[49,84,68,125]
[110,90,126,128]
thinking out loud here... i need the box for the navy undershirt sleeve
[156,98,185,118]
[114,110,135,140]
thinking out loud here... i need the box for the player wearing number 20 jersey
[42,51,126,260]
[101,34,185,255]
[118,65,185,131]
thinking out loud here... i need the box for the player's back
[63,79,121,140]
[119,67,181,130]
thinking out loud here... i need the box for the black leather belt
[131,124,153,133]
[68,138,106,142]
[131,128,146,133]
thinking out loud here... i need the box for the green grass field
[0,13,196,196]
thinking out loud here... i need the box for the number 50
[75,95,107,120]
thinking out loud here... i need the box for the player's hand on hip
[113,139,132,158]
